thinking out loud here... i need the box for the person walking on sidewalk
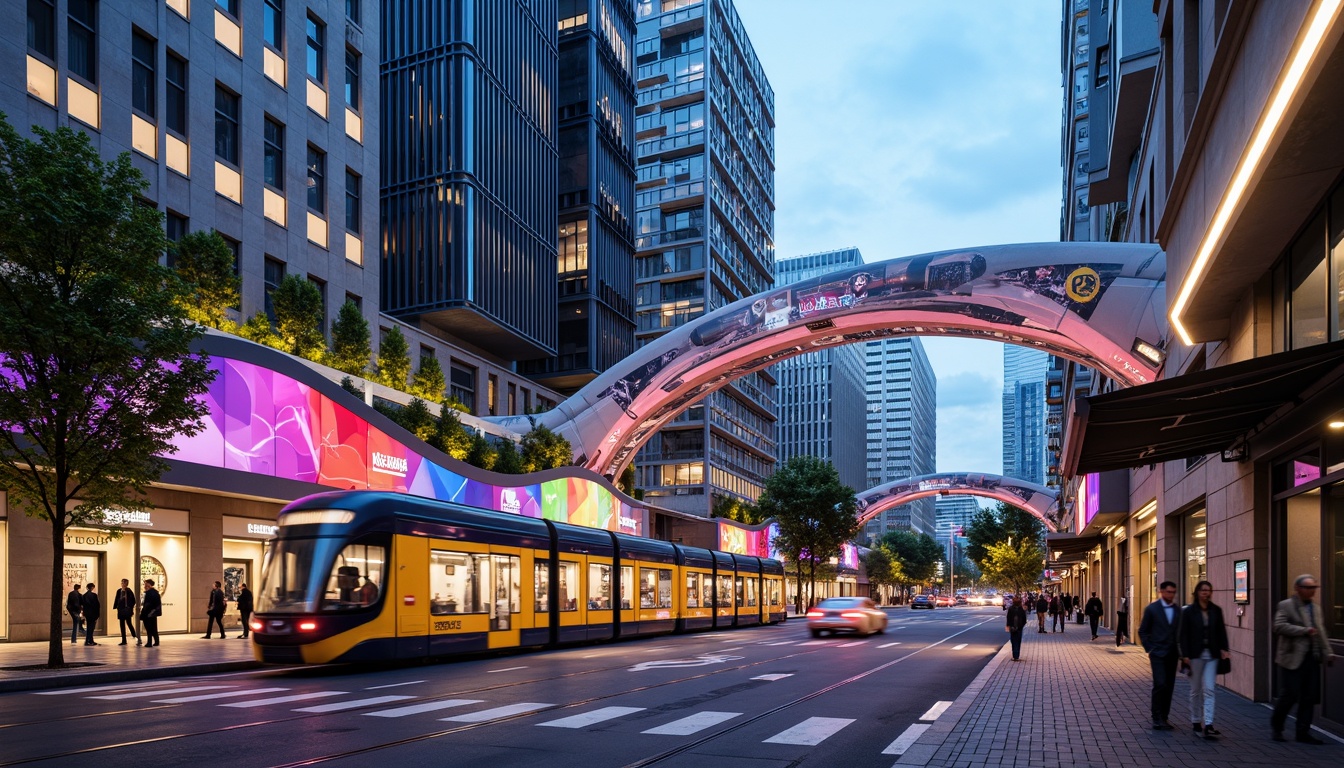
[1085,592,1104,640]
[1049,593,1064,633]
[1116,595,1131,646]
[237,583,254,639]
[65,583,83,644]
[140,580,162,647]
[1035,594,1048,633]
[1179,580,1230,740]
[1139,580,1181,730]
[1006,596,1028,661]
[1271,574,1334,744]
[113,579,140,646]
[80,583,101,645]
[203,581,227,639]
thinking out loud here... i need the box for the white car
[806,597,889,637]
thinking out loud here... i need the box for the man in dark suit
[113,578,140,646]
[80,583,101,645]
[236,583,254,639]
[1085,592,1104,640]
[66,583,83,644]
[1138,580,1181,729]
[140,579,162,647]
[204,581,226,639]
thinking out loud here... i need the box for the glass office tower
[865,337,937,538]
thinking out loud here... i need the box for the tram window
[735,576,744,608]
[557,561,579,611]
[322,541,385,611]
[534,560,550,612]
[639,567,672,609]
[685,572,701,608]
[429,550,491,615]
[588,563,611,609]
[716,575,733,608]
[769,580,782,606]
[745,577,757,607]
[619,566,633,609]
[491,555,519,629]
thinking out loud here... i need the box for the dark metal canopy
[1045,533,1105,566]
[1071,338,1344,475]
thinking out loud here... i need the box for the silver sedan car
[806,597,889,637]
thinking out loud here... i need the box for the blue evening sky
[735,1,1063,479]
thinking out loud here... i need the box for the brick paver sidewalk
[0,634,259,692]
[899,621,1341,767]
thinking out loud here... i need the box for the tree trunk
[807,558,816,610]
[49,517,66,667]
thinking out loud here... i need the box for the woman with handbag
[1178,580,1230,739]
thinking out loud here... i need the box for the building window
[213,0,241,56]
[263,0,282,49]
[345,292,361,311]
[346,0,359,23]
[165,211,188,268]
[345,169,360,233]
[487,374,498,416]
[165,53,187,135]
[306,14,325,84]
[1183,508,1207,598]
[344,48,360,110]
[450,362,476,412]
[263,118,284,190]
[28,0,56,60]
[263,257,285,322]
[308,275,327,320]
[216,0,237,13]
[214,85,239,165]
[68,0,97,83]
[306,145,325,213]
[559,220,588,274]
[131,32,156,117]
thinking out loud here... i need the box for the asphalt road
[0,606,1010,768]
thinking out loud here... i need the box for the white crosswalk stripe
[750,674,793,681]
[294,695,416,713]
[365,699,484,718]
[536,706,646,729]
[919,701,953,721]
[765,641,796,646]
[882,723,931,755]
[35,681,177,696]
[951,643,968,650]
[153,688,290,703]
[798,640,831,646]
[440,702,551,723]
[838,641,867,647]
[90,685,236,700]
[221,691,347,708]
[642,711,741,735]
[763,716,854,745]
[878,642,902,648]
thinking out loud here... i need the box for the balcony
[636,129,704,161]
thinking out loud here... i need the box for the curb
[896,633,1013,766]
[0,660,263,694]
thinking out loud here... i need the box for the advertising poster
[316,396,368,488]
[1234,560,1249,604]
[222,361,276,475]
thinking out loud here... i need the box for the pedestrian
[1179,580,1229,739]
[1271,574,1333,744]
[1074,593,1085,624]
[1116,594,1131,646]
[203,580,226,639]
[237,583,254,639]
[1138,580,1181,730]
[1049,593,1062,632]
[113,578,140,646]
[1035,593,1048,633]
[1006,596,1028,661]
[65,583,83,644]
[140,579,162,647]
[1085,592,1104,640]
[80,583,101,645]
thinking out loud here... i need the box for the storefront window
[0,519,7,638]
[1183,509,1207,598]
[1138,528,1157,608]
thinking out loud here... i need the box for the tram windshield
[258,535,387,613]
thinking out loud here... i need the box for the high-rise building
[1002,345,1047,484]
[522,0,639,394]
[865,338,937,538]
[630,0,777,514]
[774,249,866,492]
[381,0,560,361]
[935,496,979,546]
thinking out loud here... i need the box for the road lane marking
[642,711,741,735]
[441,702,552,722]
[153,688,290,703]
[537,706,646,728]
[879,642,902,648]
[365,699,484,717]
[763,716,854,745]
[90,685,236,700]
[221,691,347,708]
[798,640,831,646]
[487,666,528,674]
[951,643,968,650]
[838,641,867,647]
[883,723,931,755]
[919,701,953,721]
[366,680,425,690]
[719,647,743,652]
[35,681,177,696]
[765,641,796,646]
[294,695,416,713]
[751,674,793,681]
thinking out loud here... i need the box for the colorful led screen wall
[166,357,644,535]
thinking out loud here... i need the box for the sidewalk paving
[0,633,261,693]
[899,621,1342,768]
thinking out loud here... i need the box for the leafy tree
[757,455,860,612]
[711,493,764,525]
[339,376,364,400]
[861,545,905,605]
[239,311,283,349]
[881,530,943,600]
[397,398,436,442]
[270,274,325,360]
[618,464,638,498]
[494,439,524,473]
[170,230,240,330]
[0,118,215,666]
[377,326,411,391]
[328,300,371,376]
[427,402,472,460]
[411,354,446,403]
[981,539,1046,595]
[519,418,571,472]
[964,501,1046,570]
[465,432,497,470]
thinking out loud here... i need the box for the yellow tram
[252,491,786,663]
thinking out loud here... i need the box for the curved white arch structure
[856,472,1060,533]
[490,242,1166,479]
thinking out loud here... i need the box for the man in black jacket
[236,583,254,639]
[1138,580,1181,729]
[80,583,101,645]
[113,579,140,646]
[203,581,226,639]
[65,583,83,644]
[1035,594,1048,633]
[1005,596,1028,661]
[1085,592,1104,640]
[140,580,162,647]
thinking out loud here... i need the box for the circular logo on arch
[1066,267,1101,302]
